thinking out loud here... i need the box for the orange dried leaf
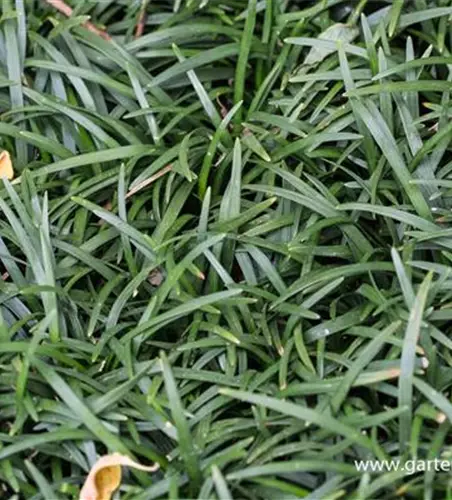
[0,151,13,180]
[80,453,159,500]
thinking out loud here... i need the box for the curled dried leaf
[0,150,13,180]
[80,453,159,500]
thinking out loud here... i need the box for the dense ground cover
[1,0,452,498]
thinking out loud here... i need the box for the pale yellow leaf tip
[0,150,13,180]
[80,453,159,500]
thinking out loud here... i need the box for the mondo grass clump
[1,0,452,498]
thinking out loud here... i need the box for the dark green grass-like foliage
[1,0,452,498]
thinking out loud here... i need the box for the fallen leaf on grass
[0,150,13,180]
[80,453,159,500]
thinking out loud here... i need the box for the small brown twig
[126,165,172,199]
[135,0,150,38]
[216,96,229,119]
[44,0,111,40]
